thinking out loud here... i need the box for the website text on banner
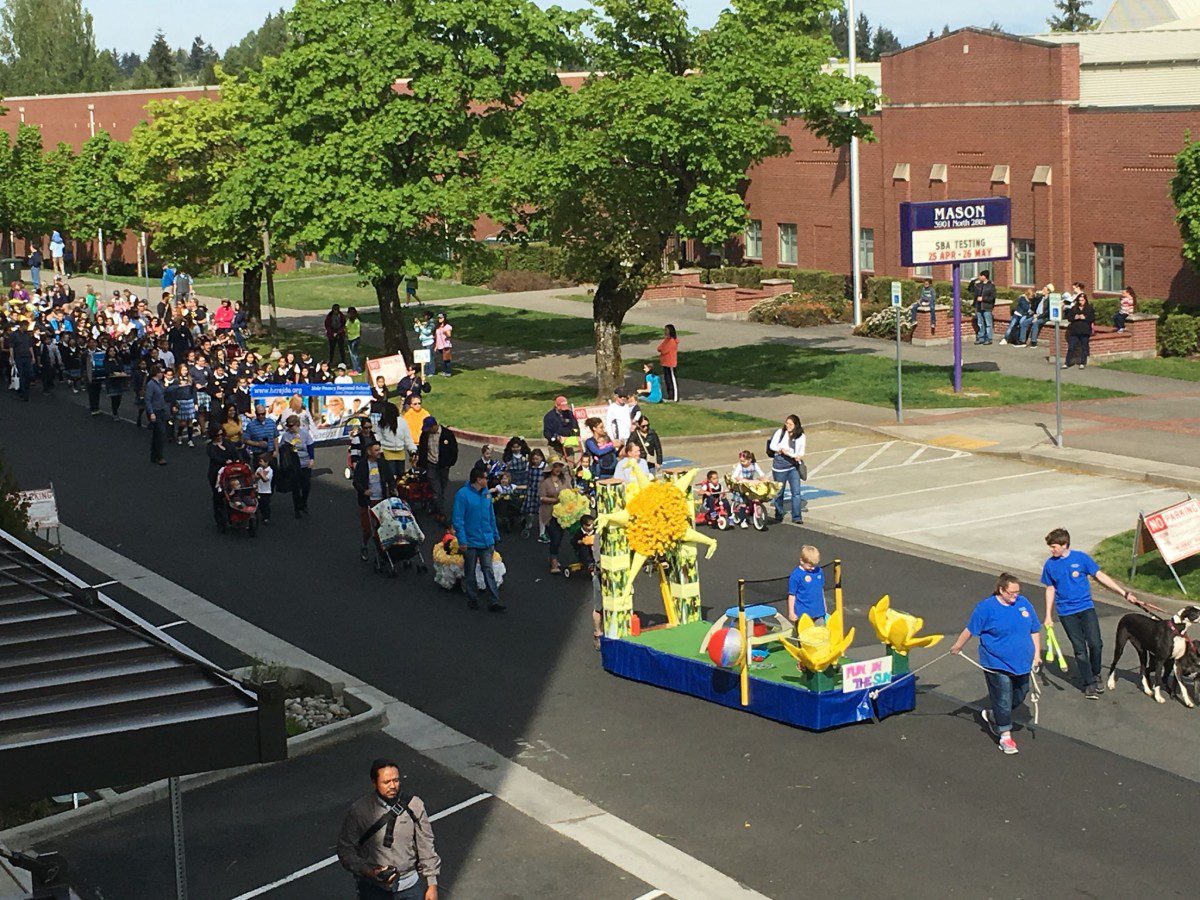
[1137,499,1200,566]
[250,384,373,443]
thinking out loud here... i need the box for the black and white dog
[1106,606,1200,706]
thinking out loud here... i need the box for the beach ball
[707,627,746,669]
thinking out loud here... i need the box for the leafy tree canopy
[62,131,136,241]
[1047,0,1097,32]
[0,0,113,95]
[1172,135,1200,276]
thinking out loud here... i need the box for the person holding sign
[1041,527,1136,698]
[950,573,1041,755]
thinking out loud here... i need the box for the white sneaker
[740,520,748,529]
[999,338,1007,345]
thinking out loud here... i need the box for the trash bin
[0,258,22,285]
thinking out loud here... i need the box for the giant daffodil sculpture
[868,595,944,654]
[597,469,716,627]
[780,608,855,672]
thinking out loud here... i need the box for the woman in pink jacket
[434,312,453,377]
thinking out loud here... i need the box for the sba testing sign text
[899,197,1011,268]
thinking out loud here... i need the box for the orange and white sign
[365,353,408,388]
[573,405,610,442]
[1140,499,1200,566]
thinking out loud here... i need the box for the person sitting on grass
[636,363,663,404]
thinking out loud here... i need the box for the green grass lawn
[1093,529,1200,602]
[81,268,490,309]
[363,302,663,352]
[674,345,1130,408]
[1101,357,1200,381]
[249,327,767,437]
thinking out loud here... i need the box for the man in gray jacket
[337,758,441,899]
[144,364,170,465]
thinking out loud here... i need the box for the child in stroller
[492,474,526,532]
[215,460,259,535]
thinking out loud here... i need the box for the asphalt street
[5,387,1200,898]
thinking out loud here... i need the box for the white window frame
[778,223,798,266]
[745,220,763,260]
[957,260,986,281]
[1095,243,1124,293]
[1012,239,1035,286]
[911,264,933,278]
[859,228,875,272]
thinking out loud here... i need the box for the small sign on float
[842,656,893,693]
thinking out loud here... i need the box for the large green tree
[222,9,290,77]
[3,123,54,250]
[62,132,136,270]
[1047,0,1097,32]
[145,30,177,87]
[486,0,878,394]
[255,0,575,361]
[125,75,273,322]
[1172,136,1200,277]
[0,0,112,95]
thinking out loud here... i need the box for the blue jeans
[1058,607,1103,688]
[31,266,41,289]
[348,337,361,370]
[356,878,423,899]
[772,466,802,521]
[1066,333,1090,366]
[1028,318,1047,345]
[422,348,435,376]
[975,309,993,342]
[1005,315,1033,343]
[984,670,1031,733]
[462,544,501,604]
[908,305,935,327]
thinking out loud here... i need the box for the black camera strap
[358,793,416,849]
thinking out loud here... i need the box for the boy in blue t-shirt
[1040,527,1137,699]
[950,573,1041,755]
[787,545,826,625]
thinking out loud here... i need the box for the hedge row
[704,265,847,298]
[459,242,566,286]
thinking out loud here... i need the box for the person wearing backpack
[337,758,441,900]
[767,415,807,524]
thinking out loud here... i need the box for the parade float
[598,470,944,730]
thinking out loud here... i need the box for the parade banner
[250,384,372,443]
[365,353,408,388]
[899,197,1011,267]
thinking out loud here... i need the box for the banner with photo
[250,384,373,444]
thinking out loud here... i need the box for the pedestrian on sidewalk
[346,306,363,371]
[337,758,441,900]
[657,324,679,401]
[145,364,169,465]
[325,303,348,366]
[950,573,1041,755]
[1064,290,1095,369]
[969,270,996,345]
[415,314,435,377]
[768,415,806,524]
[49,230,66,277]
[29,247,42,290]
[452,467,505,611]
[1041,527,1137,698]
[434,313,453,377]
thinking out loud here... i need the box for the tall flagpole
[848,0,862,326]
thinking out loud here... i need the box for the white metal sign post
[891,281,903,422]
[1049,293,1063,447]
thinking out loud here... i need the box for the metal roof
[1099,0,1200,30]
[0,530,286,806]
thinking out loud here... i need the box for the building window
[745,220,763,259]
[859,228,875,271]
[778,223,797,265]
[911,264,933,279]
[958,260,986,281]
[1013,239,1035,286]
[1095,243,1124,292]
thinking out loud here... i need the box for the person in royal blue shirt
[951,573,1041,755]
[786,545,826,625]
[1040,527,1137,699]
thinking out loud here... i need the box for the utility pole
[848,0,862,326]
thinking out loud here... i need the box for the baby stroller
[369,497,427,577]
[397,468,437,516]
[216,461,259,537]
[493,485,527,533]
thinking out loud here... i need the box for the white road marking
[816,470,1043,509]
[886,488,1172,537]
[90,579,119,588]
[159,620,187,630]
[819,452,974,480]
[58,527,767,900]
[902,445,927,466]
[851,441,896,472]
[229,793,493,899]
[805,447,846,478]
[634,892,666,900]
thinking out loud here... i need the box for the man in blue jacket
[452,468,506,612]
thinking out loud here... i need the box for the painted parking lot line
[815,470,1043,509]
[231,793,494,899]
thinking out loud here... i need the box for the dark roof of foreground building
[0,530,286,805]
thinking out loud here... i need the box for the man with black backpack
[338,758,441,899]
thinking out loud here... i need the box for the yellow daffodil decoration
[868,595,944,654]
[552,489,590,529]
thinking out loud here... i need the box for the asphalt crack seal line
[57,526,766,900]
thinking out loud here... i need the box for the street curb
[797,517,1191,616]
[0,685,386,848]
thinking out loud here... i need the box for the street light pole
[848,0,862,326]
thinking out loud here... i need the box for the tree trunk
[593,276,640,399]
[241,265,263,325]
[374,273,414,363]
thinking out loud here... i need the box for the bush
[1158,314,1200,357]
[487,269,566,292]
[460,243,503,285]
[459,241,566,286]
[853,306,912,340]
[749,292,851,327]
[705,265,848,300]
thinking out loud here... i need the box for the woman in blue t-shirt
[636,363,663,404]
[950,573,1042,755]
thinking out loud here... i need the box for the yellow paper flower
[780,612,856,672]
[552,489,590,528]
[868,595,944,655]
[625,481,690,558]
